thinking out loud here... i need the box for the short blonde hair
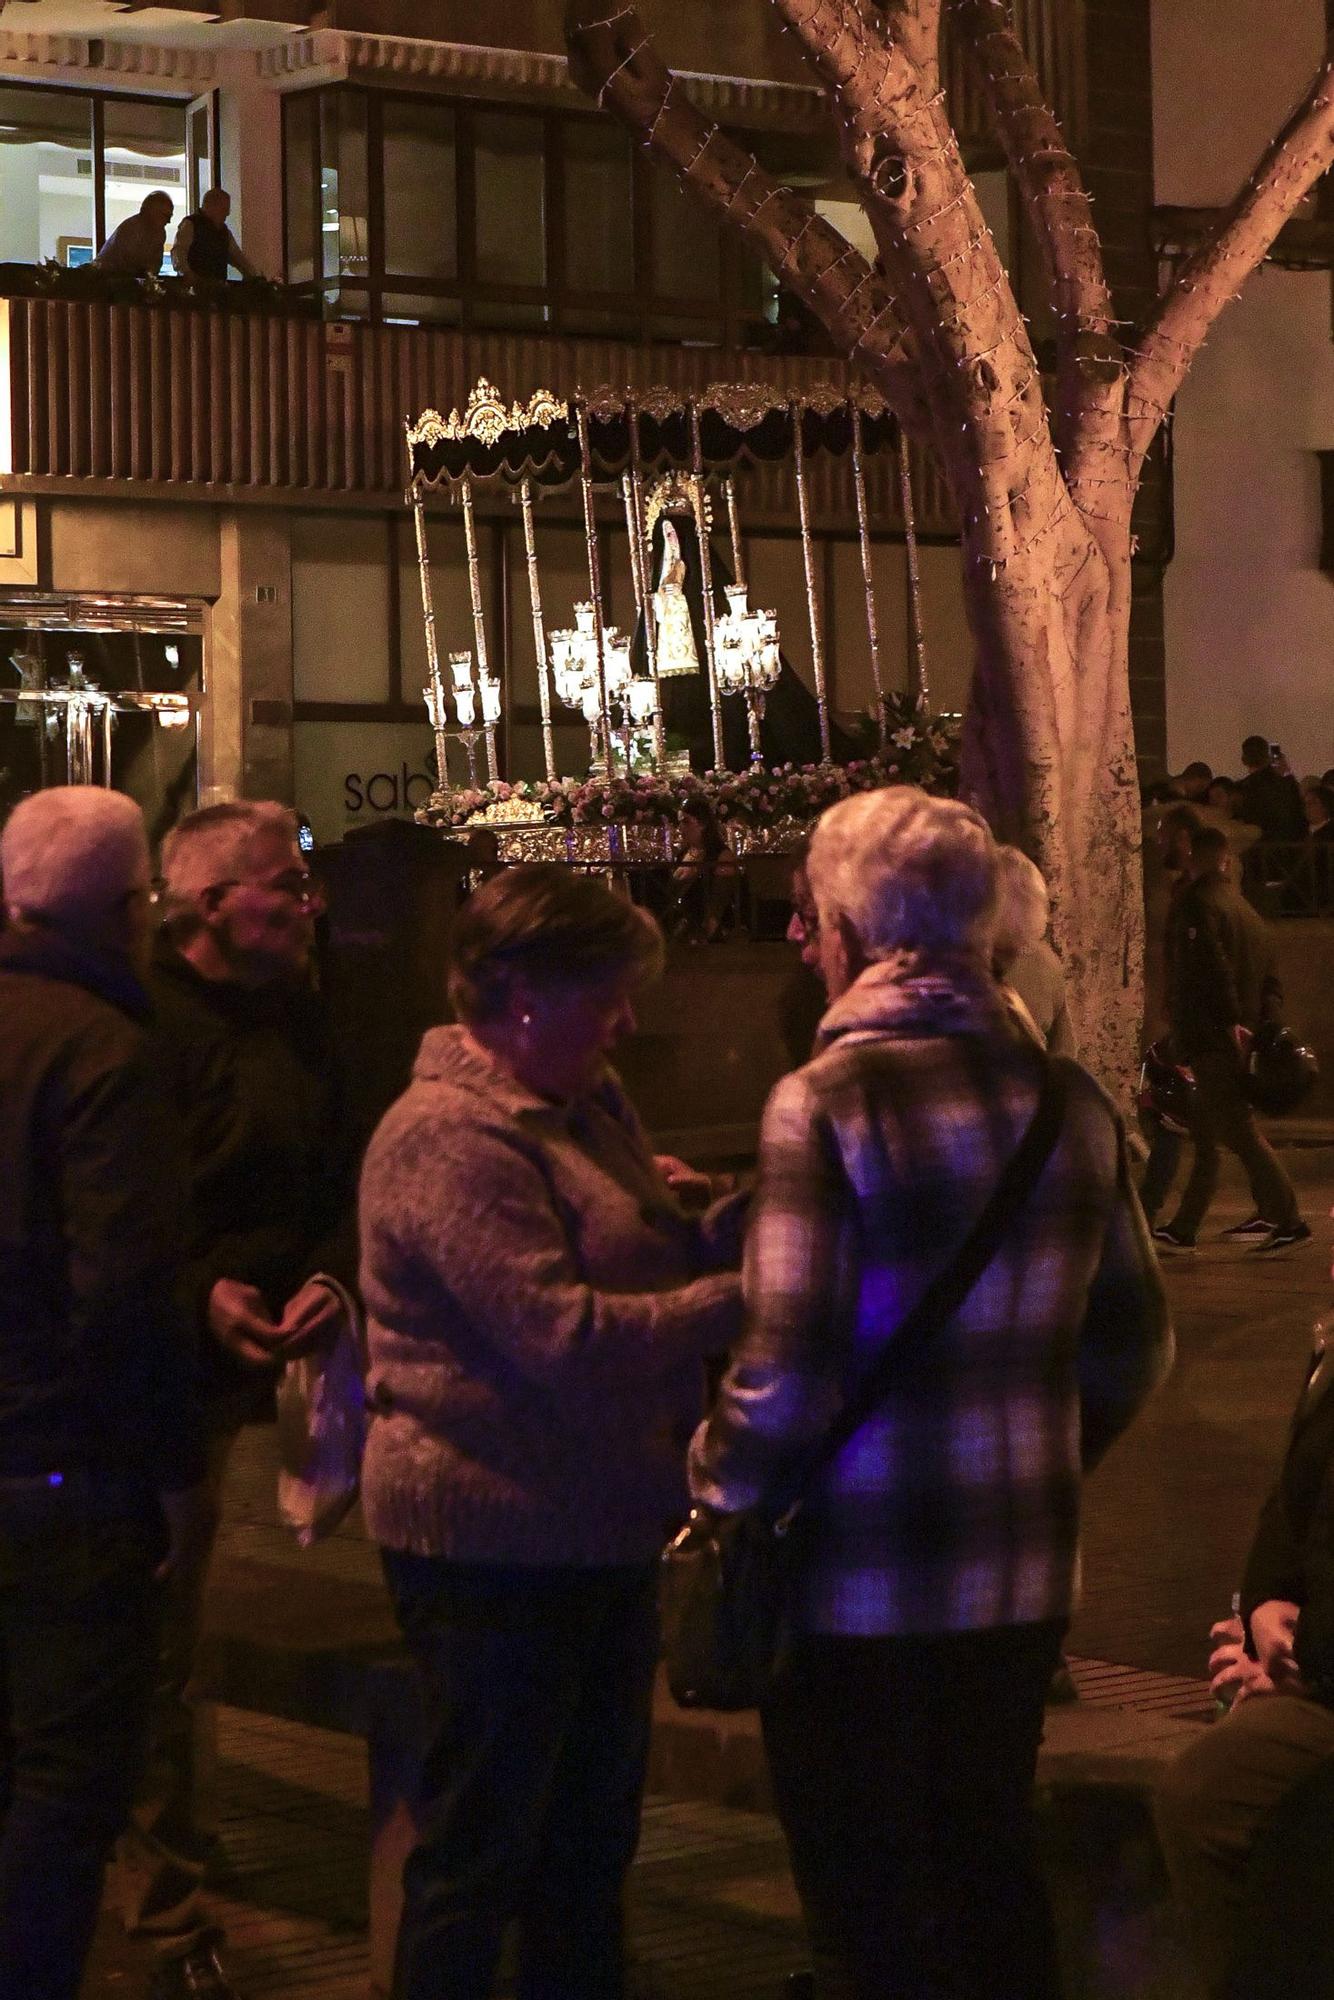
[1,787,147,927]
[807,788,998,959]
[993,846,1051,967]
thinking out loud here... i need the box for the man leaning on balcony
[171,188,262,285]
[93,190,175,278]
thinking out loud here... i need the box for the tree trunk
[959,512,1142,1097]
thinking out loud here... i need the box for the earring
[520,1013,532,1028]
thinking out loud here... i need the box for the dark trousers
[761,1618,1067,2000]
[1171,1047,1298,1239]
[381,1551,660,2000]
[111,1426,236,1961]
[1155,1691,1334,1999]
[0,1472,163,2000]
[1140,1124,1185,1223]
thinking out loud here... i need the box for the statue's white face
[662,520,681,562]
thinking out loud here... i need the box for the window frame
[0,78,191,260]
[281,82,774,346]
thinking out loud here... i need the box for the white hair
[1,787,148,926]
[807,788,998,959]
[992,846,1051,967]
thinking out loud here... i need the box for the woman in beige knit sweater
[358,865,744,2000]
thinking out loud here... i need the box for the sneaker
[1251,1222,1313,1254]
[1046,1658,1081,1705]
[1152,1224,1197,1252]
[1220,1214,1277,1239]
[149,1947,244,2000]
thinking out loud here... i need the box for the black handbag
[662,1061,1069,1712]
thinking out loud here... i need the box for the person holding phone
[1236,736,1306,843]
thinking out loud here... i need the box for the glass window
[0,87,94,267]
[650,169,720,306]
[321,89,369,285]
[382,96,457,281]
[284,93,317,285]
[562,119,633,297]
[187,97,214,213]
[474,110,545,290]
[102,96,187,269]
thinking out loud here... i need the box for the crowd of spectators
[0,775,1329,2000]
[1144,735,1334,914]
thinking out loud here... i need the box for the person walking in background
[171,188,262,284]
[1154,825,1306,1253]
[112,801,356,2000]
[1139,804,1204,1229]
[93,190,174,277]
[992,844,1078,1056]
[0,789,207,2000]
[359,866,743,2000]
[691,789,1171,2000]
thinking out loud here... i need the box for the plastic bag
[275,1278,366,1546]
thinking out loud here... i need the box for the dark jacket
[0,927,203,1490]
[1242,1319,1334,1703]
[1166,869,1282,1058]
[149,944,356,1419]
[1236,765,1305,843]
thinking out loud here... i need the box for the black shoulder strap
[782,1059,1069,1516]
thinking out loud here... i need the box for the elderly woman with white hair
[993,844,1079,1057]
[690,786,1170,2000]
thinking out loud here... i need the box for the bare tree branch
[1128,46,1334,469]
[887,0,943,99]
[565,2,933,437]
[946,0,1121,466]
[764,0,898,111]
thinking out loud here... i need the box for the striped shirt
[689,953,1171,1636]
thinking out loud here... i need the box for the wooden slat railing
[0,296,956,540]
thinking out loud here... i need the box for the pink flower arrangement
[434,707,961,831]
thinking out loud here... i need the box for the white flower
[891,727,917,751]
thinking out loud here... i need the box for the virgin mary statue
[651,520,701,679]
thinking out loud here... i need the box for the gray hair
[159,800,297,937]
[992,846,1051,968]
[1,786,148,927]
[807,788,998,959]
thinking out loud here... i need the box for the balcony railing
[0,286,956,539]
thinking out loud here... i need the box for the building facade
[0,0,1165,842]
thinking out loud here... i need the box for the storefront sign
[294,720,435,847]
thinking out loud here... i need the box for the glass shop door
[0,593,205,846]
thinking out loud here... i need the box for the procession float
[405,375,960,867]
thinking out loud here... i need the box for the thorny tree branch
[770,0,1078,570]
[946,0,1122,473]
[890,0,944,101]
[565,2,934,440]
[1128,43,1334,475]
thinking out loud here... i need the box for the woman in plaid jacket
[690,788,1172,2000]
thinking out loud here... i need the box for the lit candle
[479,678,502,726]
[455,686,477,728]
